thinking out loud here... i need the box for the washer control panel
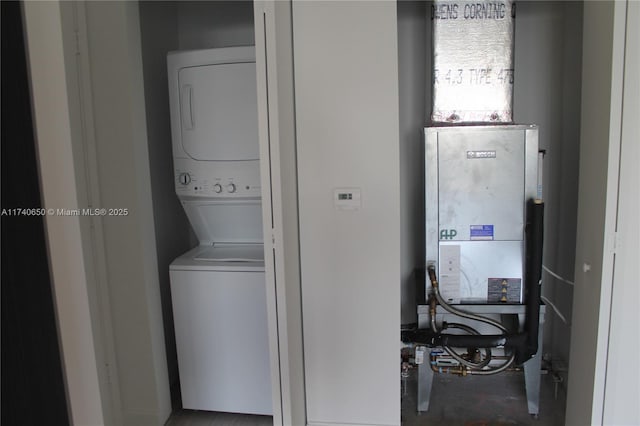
[174,158,261,198]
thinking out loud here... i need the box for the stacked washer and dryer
[167,47,272,415]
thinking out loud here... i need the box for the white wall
[292,2,401,424]
[602,1,640,424]
[566,1,627,424]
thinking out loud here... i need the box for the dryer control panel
[174,158,261,198]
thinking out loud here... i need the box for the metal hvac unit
[425,125,539,304]
[402,125,545,415]
[401,1,547,416]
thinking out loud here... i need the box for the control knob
[178,173,191,185]
[226,183,236,193]
[213,183,223,193]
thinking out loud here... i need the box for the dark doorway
[1,2,70,425]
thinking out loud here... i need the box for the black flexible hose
[521,199,544,363]
[442,322,492,369]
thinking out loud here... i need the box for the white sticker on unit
[439,245,461,302]
[333,188,361,210]
[415,347,425,365]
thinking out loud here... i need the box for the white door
[178,62,259,161]
[292,2,401,425]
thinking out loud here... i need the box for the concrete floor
[167,367,566,425]
[401,368,567,426]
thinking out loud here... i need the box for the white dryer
[167,47,272,415]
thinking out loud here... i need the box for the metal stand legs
[416,305,546,416]
[523,309,545,416]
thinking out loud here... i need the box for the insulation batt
[431,0,515,123]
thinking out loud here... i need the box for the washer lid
[195,244,264,262]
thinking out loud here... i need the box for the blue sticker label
[470,225,494,240]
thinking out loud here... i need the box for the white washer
[167,47,271,414]
[170,244,271,415]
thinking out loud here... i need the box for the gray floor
[402,367,566,426]
[166,368,566,426]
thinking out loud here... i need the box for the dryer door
[178,61,258,161]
